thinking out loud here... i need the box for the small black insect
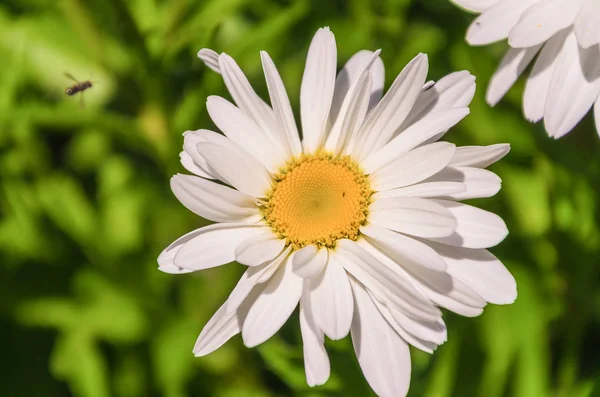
[64,73,93,96]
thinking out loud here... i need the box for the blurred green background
[1,0,600,396]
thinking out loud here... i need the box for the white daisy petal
[197,48,221,74]
[170,174,261,223]
[544,32,600,138]
[300,287,330,386]
[450,0,501,13]
[354,54,429,160]
[486,45,541,106]
[449,144,511,168]
[350,278,411,397]
[508,0,585,48]
[291,245,328,279]
[260,51,303,157]
[367,292,439,354]
[401,71,475,130]
[523,31,568,123]
[363,108,470,172]
[369,197,458,239]
[426,167,502,200]
[300,27,337,153]
[428,200,508,249]
[416,275,487,317]
[330,50,385,123]
[196,142,272,198]
[218,53,284,149]
[360,224,448,272]
[371,182,467,200]
[242,259,303,348]
[431,242,517,304]
[309,255,354,340]
[180,130,223,179]
[226,247,291,313]
[466,0,537,45]
[158,248,195,274]
[206,96,286,172]
[193,282,263,356]
[174,224,268,271]
[368,142,456,191]
[335,240,441,321]
[574,0,600,48]
[357,238,482,317]
[327,51,382,154]
[595,95,600,138]
[235,229,286,267]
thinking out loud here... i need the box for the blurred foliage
[1,0,599,396]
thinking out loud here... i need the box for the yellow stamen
[262,153,371,250]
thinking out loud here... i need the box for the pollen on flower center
[262,153,371,250]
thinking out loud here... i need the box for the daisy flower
[451,0,600,139]
[159,27,516,397]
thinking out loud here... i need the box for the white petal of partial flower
[197,142,272,198]
[193,282,264,356]
[328,72,372,155]
[180,130,225,179]
[486,46,541,106]
[218,53,284,150]
[466,0,537,45]
[361,224,448,272]
[170,174,261,223]
[354,54,429,161]
[379,297,447,346]
[416,275,487,317]
[430,242,517,304]
[523,31,568,123]
[301,27,337,153]
[595,95,600,137]
[291,245,328,279]
[206,96,286,172]
[330,50,385,124]
[328,51,382,155]
[364,108,470,173]
[368,142,456,191]
[574,0,600,48]
[350,278,411,397]
[235,229,286,267]
[197,48,221,74]
[508,0,585,48]
[428,200,508,249]
[544,33,600,138]
[369,197,458,239]
[260,51,303,157]
[334,240,441,321]
[367,291,438,354]
[157,248,195,274]
[426,167,502,200]
[372,182,466,200]
[299,287,330,386]
[226,246,291,312]
[174,223,268,271]
[450,144,511,168]
[357,238,470,315]
[309,255,353,340]
[401,71,475,130]
[242,259,303,347]
[450,0,501,13]
[159,224,248,273]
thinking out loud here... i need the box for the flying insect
[64,73,93,105]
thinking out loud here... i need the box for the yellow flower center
[262,153,371,250]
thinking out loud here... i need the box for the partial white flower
[451,0,600,139]
[160,27,516,397]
